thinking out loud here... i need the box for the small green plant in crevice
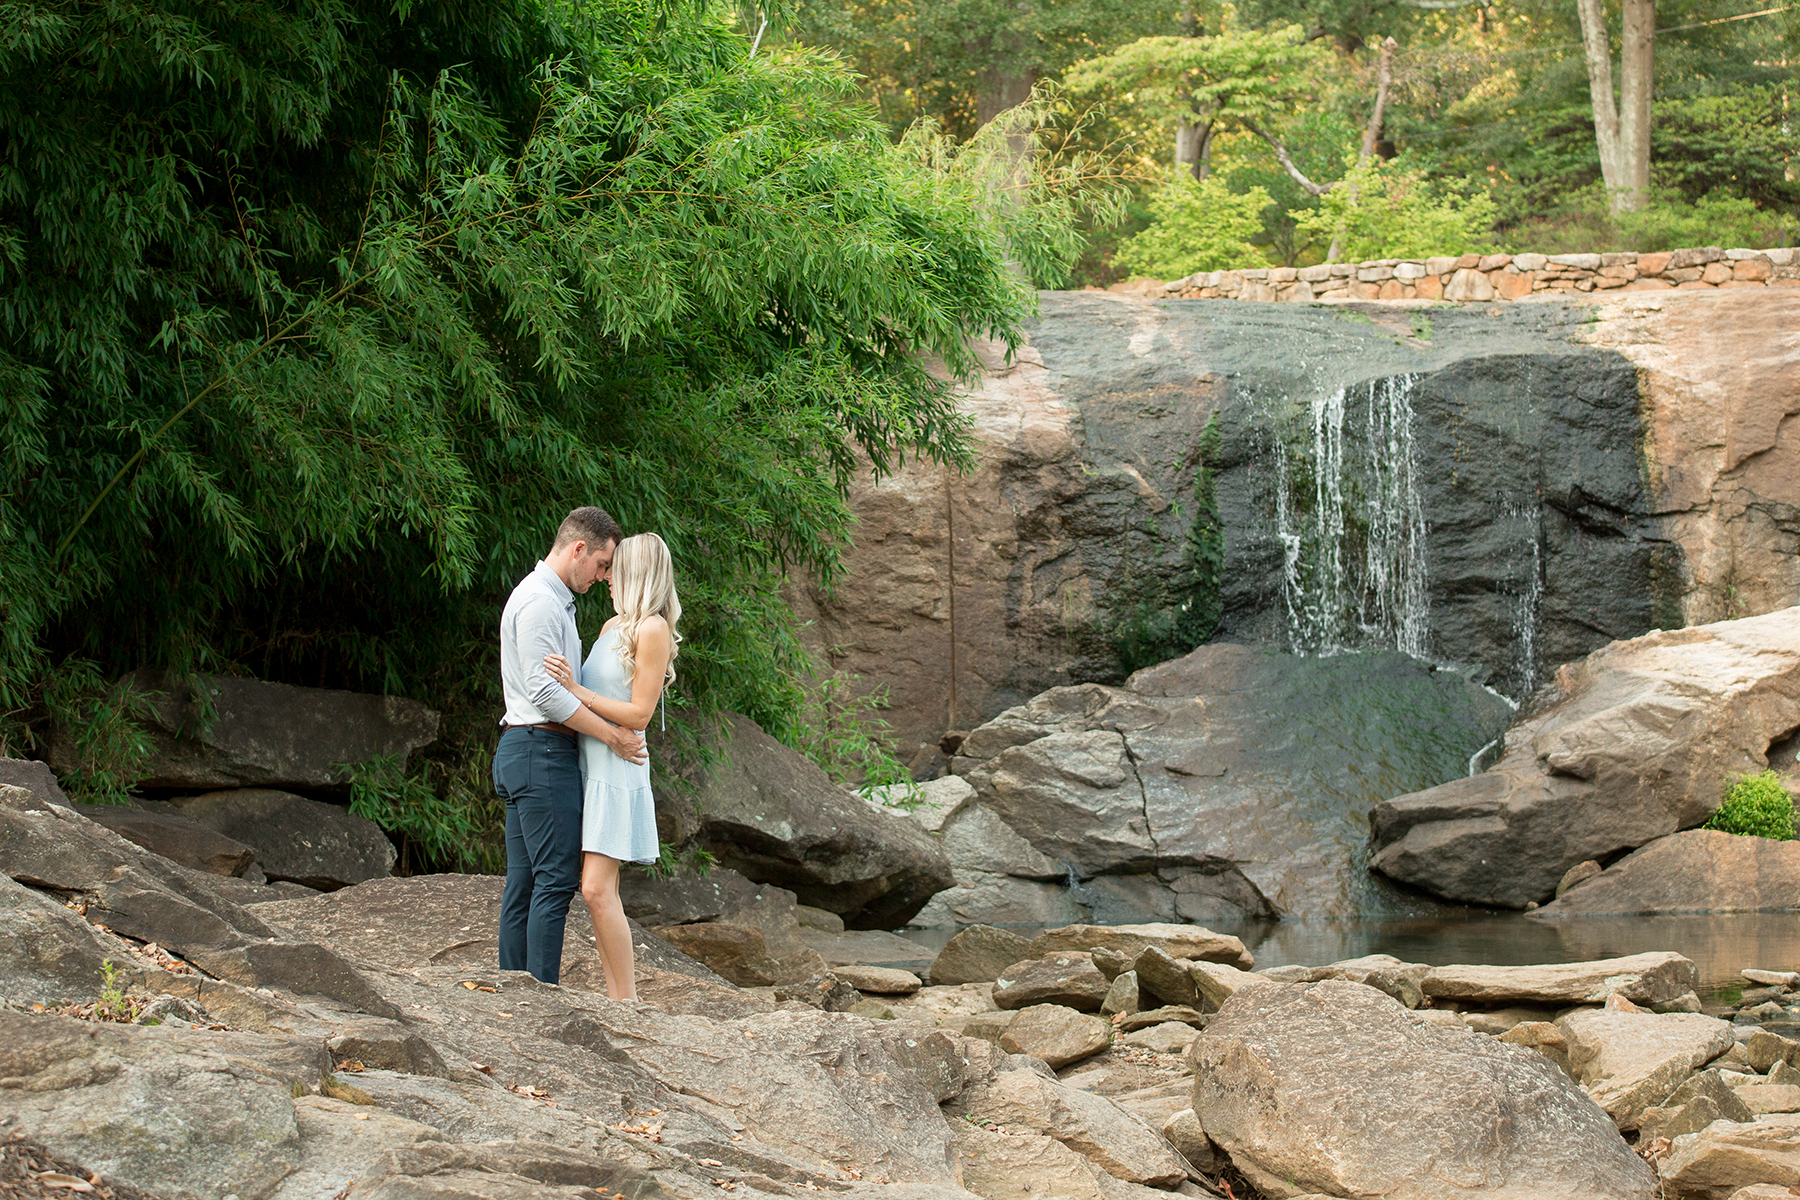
[790,652,918,804]
[95,959,140,1023]
[1113,414,1226,674]
[1704,770,1796,840]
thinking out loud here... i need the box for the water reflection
[897,913,1800,999]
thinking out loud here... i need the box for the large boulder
[927,924,1034,985]
[0,758,69,807]
[955,648,1509,918]
[683,714,954,928]
[84,670,440,791]
[1028,922,1254,970]
[171,789,395,889]
[75,801,258,877]
[992,953,1109,1011]
[902,785,1082,929]
[1371,607,1800,907]
[1534,829,1800,918]
[1191,979,1657,1200]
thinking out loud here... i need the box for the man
[493,506,646,984]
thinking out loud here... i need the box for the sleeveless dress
[578,626,659,862]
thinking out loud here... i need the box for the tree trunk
[1175,122,1206,178]
[1618,0,1655,210]
[975,68,1037,128]
[1577,0,1654,213]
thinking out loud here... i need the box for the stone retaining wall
[1142,246,1800,303]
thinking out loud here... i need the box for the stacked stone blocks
[1147,246,1799,303]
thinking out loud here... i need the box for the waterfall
[1506,499,1544,698]
[1273,375,1429,658]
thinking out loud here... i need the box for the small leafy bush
[1113,170,1273,279]
[1704,770,1796,840]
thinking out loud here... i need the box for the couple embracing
[492,506,681,1000]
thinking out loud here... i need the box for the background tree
[1577,0,1656,211]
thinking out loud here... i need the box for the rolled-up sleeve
[517,597,582,723]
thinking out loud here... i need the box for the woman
[544,532,680,1001]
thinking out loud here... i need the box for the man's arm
[561,705,647,765]
[517,598,646,764]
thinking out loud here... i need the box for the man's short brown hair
[552,506,623,553]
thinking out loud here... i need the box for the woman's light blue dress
[579,626,658,863]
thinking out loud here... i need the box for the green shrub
[1113,170,1272,279]
[1704,770,1796,840]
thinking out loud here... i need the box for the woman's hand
[544,653,576,690]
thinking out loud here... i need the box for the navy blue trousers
[493,726,582,984]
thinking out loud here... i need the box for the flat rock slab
[998,1004,1112,1069]
[76,802,257,877]
[1118,1022,1198,1054]
[799,927,929,967]
[1192,979,1657,1200]
[172,790,394,890]
[928,925,1033,985]
[1027,923,1253,970]
[1560,1008,1736,1129]
[832,964,922,994]
[994,953,1109,1011]
[1536,830,1800,918]
[1423,951,1699,1007]
[953,1065,1188,1187]
[1661,1113,1800,1198]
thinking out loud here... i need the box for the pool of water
[894,912,1800,1001]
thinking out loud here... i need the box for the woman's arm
[544,617,672,731]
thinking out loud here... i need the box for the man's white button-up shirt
[499,561,583,726]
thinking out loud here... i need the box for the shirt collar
[532,560,575,609]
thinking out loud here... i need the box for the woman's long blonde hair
[611,532,681,684]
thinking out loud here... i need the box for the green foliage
[1115,414,1224,673]
[643,841,718,881]
[37,666,154,806]
[1290,154,1496,262]
[1113,170,1272,277]
[0,0,1107,866]
[1704,770,1797,841]
[348,754,501,875]
[1064,25,1323,145]
[1504,186,1795,255]
[789,658,919,801]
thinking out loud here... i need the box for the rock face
[172,789,396,890]
[947,648,1508,918]
[1534,830,1800,918]
[1371,607,1800,907]
[1191,979,1658,1200]
[89,670,440,791]
[928,925,1034,985]
[792,292,1800,766]
[679,713,954,928]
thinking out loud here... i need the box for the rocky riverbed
[9,780,1800,1200]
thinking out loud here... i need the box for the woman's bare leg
[580,852,638,1001]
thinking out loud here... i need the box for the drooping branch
[1243,120,1332,195]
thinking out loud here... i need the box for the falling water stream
[1273,375,1430,660]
